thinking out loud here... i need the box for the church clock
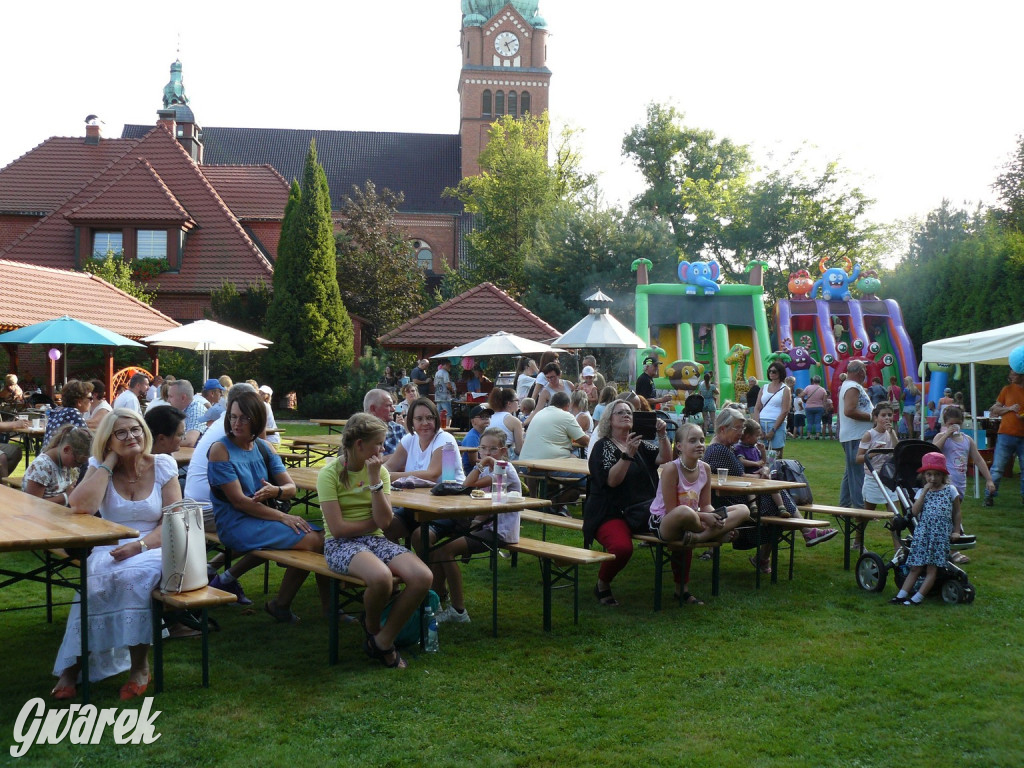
[494,31,520,56]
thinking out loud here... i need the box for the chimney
[84,115,102,145]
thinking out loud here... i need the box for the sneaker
[983,495,994,507]
[804,527,839,547]
[435,605,470,624]
[209,573,253,606]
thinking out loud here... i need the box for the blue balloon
[1009,345,1024,374]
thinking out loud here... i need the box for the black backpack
[770,458,813,506]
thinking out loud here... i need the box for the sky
[3,0,1023,229]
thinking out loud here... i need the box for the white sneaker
[435,605,471,624]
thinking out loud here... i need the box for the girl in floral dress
[22,425,92,505]
[891,452,962,606]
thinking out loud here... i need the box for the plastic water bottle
[491,461,507,504]
[424,605,439,652]
[441,443,457,483]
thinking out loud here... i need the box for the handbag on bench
[160,499,208,594]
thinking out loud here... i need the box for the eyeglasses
[229,414,251,424]
[113,425,144,441]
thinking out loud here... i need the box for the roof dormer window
[92,231,123,259]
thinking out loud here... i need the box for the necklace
[681,461,699,472]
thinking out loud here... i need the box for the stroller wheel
[964,582,976,603]
[941,580,967,605]
[856,552,887,592]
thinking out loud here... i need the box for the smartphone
[632,411,658,440]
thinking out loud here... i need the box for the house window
[507,90,517,118]
[495,90,505,116]
[92,231,123,258]
[411,239,434,272]
[482,90,492,117]
[136,230,167,260]
[521,91,531,114]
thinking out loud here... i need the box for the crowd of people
[5,353,1018,685]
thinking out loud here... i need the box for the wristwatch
[368,481,385,493]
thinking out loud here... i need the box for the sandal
[950,551,970,565]
[593,584,619,606]
[677,590,705,605]
[264,600,300,624]
[749,555,771,575]
[698,550,713,561]
[364,636,408,669]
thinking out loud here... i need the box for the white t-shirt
[516,373,538,400]
[184,419,227,507]
[520,406,586,460]
[838,379,872,445]
[112,390,141,412]
[398,430,465,483]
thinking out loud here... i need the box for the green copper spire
[462,1,546,28]
[162,59,189,108]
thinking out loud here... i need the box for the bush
[297,350,388,419]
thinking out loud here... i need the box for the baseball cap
[582,365,595,377]
[203,378,226,392]
[259,385,273,396]
[643,356,659,366]
[469,405,494,419]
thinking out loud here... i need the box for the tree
[622,103,750,263]
[993,133,1024,231]
[82,250,155,304]
[334,181,426,342]
[263,141,353,395]
[209,280,272,334]
[446,113,558,297]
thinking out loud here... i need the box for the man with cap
[259,384,281,444]
[460,404,493,472]
[636,357,672,406]
[363,388,406,455]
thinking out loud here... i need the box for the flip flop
[593,584,619,606]
[265,600,300,624]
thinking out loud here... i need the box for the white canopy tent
[919,321,1024,496]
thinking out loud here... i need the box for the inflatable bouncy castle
[776,258,919,403]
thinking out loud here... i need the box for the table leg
[491,525,499,638]
[76,549,90,704]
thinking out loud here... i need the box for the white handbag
[160,499,207,594]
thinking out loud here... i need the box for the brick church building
[0,2,551,323]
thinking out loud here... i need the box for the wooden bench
[518,509,722,610]
[151,585,237,692]
[798,504,896,570]
[252,548,402,664]
[505,537,614,631]
[1,475,22,488]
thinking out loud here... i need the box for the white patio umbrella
[432,331,563,360]
[551,290,647,386]
[142,320,272,381]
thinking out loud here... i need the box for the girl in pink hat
[891,452,962,606]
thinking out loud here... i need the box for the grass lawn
[1,430,1022,766]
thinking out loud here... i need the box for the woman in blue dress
[208,388,326,622]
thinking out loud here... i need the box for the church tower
[459,2,551,178]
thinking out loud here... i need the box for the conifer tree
[264,141,353,394]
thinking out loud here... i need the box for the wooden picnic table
[0,483,138,703]
[513,456,590,499]
[172,446,194,466]
[10,423,45,464]
[309,419,347,434]
[392,487,550,637]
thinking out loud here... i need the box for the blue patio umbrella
[0,315,144,347]
[0,315,144,386]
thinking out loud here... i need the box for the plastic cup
[717,468,729,485]
[32,418,41,429]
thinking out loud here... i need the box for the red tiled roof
[0,136,138,214]
[201,165,289,219]
[65,158,194,225]
[0,123,274,292]
[378,282,560,351]
[0,259,179,337]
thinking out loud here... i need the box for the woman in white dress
[51,408,181,701]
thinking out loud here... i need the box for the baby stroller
[854,439,977,604]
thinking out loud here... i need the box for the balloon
[48,348,61,361]
[1010,345,1024,374]
[461,356,475,370]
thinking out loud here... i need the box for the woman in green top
[318,413,432,669]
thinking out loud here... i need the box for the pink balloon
[48,348,61,361]
[461,356,475,370]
